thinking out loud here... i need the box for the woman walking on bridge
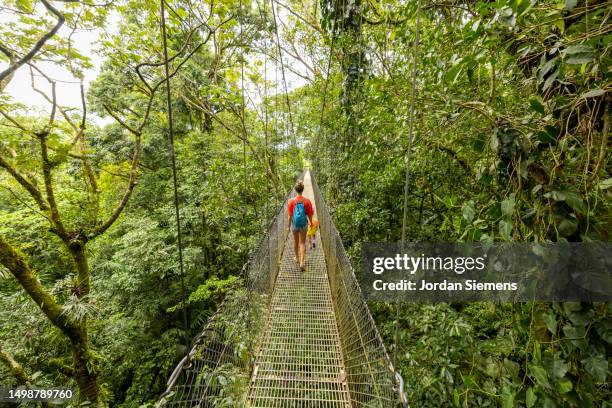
[288,180,313,271]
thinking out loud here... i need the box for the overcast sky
[0,4,308,125]
[1,17,110,108]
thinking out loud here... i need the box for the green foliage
[372,301,611,407]
[1,0,290,404]
[167,276,238,313]
[306,0,611,406]
[1,0,610,406]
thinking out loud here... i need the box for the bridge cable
[273,19,281,205]
[263,0,270,223]
[160,0,189,349]
[270,0,288,176]
[314,34,335,174]
[240,0,248,261]
[269,0,299,173]
[325,0,346,200]
[254,0,271,223]
[396,0,421,368]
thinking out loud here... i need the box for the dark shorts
[291,223,308,233]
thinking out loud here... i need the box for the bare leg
[292,230,299,263]
[299,230,307,270]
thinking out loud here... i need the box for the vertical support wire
[256,0,270,224]
[325,0,348,202]
[263,1,270,223]
[314,35,335,174]
[274,27,281,208]
[396,0,421,378]
[269,0,299,173]
[239,0,253,346]
[240,0,248,259]
[160,0,189,349]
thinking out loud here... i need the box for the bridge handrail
[311,171,408,407]
[158,175,299,406]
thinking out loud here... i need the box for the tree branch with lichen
[0,343,31,386]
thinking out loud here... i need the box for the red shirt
[288,196,313,219]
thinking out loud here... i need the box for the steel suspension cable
[273,26,281,204]
[395,0,421,370]
[160,0,189,348]
[239,0,248,260]
[256,0,271,221]
[314,35,335,173]
[269,0,299,173]
[400,0,421,244]
[324,0,346,199]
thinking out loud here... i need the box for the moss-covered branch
[0,343,30,385]
[0,235,100,401]
[0,154,49,211]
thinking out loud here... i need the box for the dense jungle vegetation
[0,0,610,406]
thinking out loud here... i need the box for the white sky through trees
[0,2,308,124]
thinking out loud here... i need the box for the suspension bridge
[154,2,414,405]
[158,171,407,407]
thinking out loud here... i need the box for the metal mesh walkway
[248,172,351,406]
[158,171,405,408]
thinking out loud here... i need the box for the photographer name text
[373,279,518,291]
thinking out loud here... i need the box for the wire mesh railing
[311,173,408,407]
[159,171,407,407]
[158,181,297,407]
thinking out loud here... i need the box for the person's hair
[295,180,304,194]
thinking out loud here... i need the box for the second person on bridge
[288,180,314,271]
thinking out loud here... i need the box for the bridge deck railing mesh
[311,173,405,407]
[158,182,296,407]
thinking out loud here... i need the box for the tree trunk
[69,241,91,298]
[71,327,100,401]
[0,235,100,403]
[67,242,100,401]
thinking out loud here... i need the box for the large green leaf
[526,387,537,408]
[541,312,557,334]
[542,352,568,379]
[557,218,578,237]
[499,220,513,240]
[529,98,545,114]
[564,0,578,10]
[597,178,612,190]
[562,44,595,64]
[501,385,515,408]
[529,364,551,389]
[564,191,587,214]
[581,354,608,382]
[556,378,573,394]
[501,194,515,218]
[580,89,606,99]
[462,200,475,223]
